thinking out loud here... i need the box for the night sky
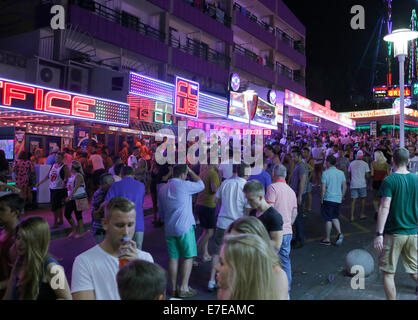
[283,0,417,112]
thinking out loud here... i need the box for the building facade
[0,0,306,100]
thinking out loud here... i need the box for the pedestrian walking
[374,147,418,300]
[320,155,346,246]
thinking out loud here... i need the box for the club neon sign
[174,76,199,119]
[0,78,129,126]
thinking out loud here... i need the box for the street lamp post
[384,29,418,148]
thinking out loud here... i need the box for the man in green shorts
[375,147,418,300]
[158,164,204,298]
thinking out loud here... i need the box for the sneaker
[177,287,197,298]
[208,281,217,292]
[320,239,331,246]
[335,233,344,246]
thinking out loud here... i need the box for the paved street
[24,186,417,300]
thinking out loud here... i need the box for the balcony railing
[232,2,305,55]
[169,33,230,68]
[233,43,274,70]
[182,0,232,27]
[275,26,305,55]
[276,61,305,85]
[233,3,275,35]
[70,0,165,42]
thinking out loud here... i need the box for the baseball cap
[52,146,60,153]
[357,150,364,158]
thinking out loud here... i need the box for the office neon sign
[0,78,129,126]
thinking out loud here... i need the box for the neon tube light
[293,118,319,128]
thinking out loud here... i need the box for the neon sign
[284,90,355,130]
[242,129,272,135]
[341,108,418,119]
[129,96,174,125]
[373,85,411,99]
[0,78,129,126]
[174,76,199,119]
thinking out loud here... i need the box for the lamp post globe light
[384,29,418,148]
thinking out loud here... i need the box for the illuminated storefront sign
[230,73,240,92]
[340,108,418,119]
[373,85,411,99]
[0,78,129,126]
[228,91,278,130]
[174,76,199,119]
[128,72,228,117]
[242,129,272,135]
[284,90,355,130]
[340,109,395,119]
[128,96,174,125]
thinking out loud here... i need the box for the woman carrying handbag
[64,161,89,239]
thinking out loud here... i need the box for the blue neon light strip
[293,118,319,129]
[199,93,228,116]
[129,72,174,104]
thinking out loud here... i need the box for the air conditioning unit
[35,58,65,89]
[67,64,89,93]
[90,67,128,102]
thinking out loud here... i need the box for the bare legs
[197,228,214,260]
[350,197,366,221]
[323,219,342,242]
[168,258,194,293]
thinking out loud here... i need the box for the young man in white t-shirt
[71,197,153,300]
[348,151,370,221]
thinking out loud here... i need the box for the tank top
[67,173,87,199]
[49,164,65,190]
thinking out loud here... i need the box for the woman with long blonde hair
[225,217,288,299]
[3,217,71,300]
[371,150,391,218]
[216,233,287,300]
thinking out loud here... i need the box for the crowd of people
[0,128,417,300]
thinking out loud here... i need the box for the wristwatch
[375,232,383,237]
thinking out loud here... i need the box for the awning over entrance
[284,90,356,131]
